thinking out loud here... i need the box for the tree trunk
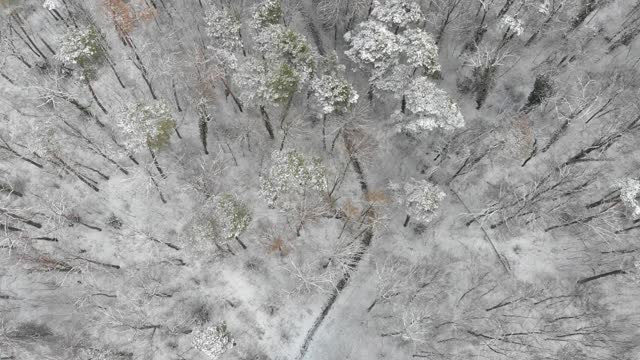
[48,9,61,21]
[86,81,108,114]
[586,189,620,209]
[61,120,129,175]
[0,209,42,229]
[38,35,56,55]
[0,140,43,169]
[221,78,243,112]
[322,114,327,151]
[0,183,23,197]
[577,270,626,284]
[148,170,167,204]
[73,161,110,180]
[279,95,294,129]
[520,139,537,167]
[52,155,100,192]
[131,49,157,99]
[9,17,47,59]
[103,54,126,89]
[199,116,209,155]
[260,105,275,139]
[235,236,247,250]
[497,0,515,18]
[571,0,598,31]
[280,127,289,151]
[75,220,103,232]
[562,114,640,166]
[226,143,238,166]
[149,148,166,179]
[616,222,640,234]
[172,79,182,112]
[140,71,158,100]
[541,119,570,153]
[296,219,304,237]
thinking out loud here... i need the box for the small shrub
[0,0,21,6]
[12,321,53,338]
[244,256,265,272]
[240,347,271,360]
[456,76,475,94]
[413,223,427,235]
[504,114,535,160]
[106,214,123,229]
[268,236,288,256]
[191,302,211,325]
[192,321,236,359]
[523,74,554,111]
[67,212,82,226]
[472,65,498,109]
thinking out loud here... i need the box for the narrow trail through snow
[296,132,374,360]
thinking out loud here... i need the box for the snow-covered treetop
[311,74,359,115]
[205,6,243,71]
[345,18,452,129]
[629,259,640,283]
[118,101,175,152]
[344,20,403,76]
[223,0,317,108]
[42,0,62,10]
[205,6,242,53]
[216,193,252,239]
[317,51,347,75]
[234,59,304,105]
[252,22,283,55]
[267,63,300,104]
[192,322,235,360]
[195,193,252,240]
[234,57,269,103]
[191,210,219,243]
[398,76,465,134]
[370,0,424,29]
[371,64,413,96]
[273,29,315,84]
[209,47,239,71]
[345,20,440,92]
[500,15,524,37]
[390,178,446,224]
[309,52,358,115]
[253,0,283,28]
[537,0,551,15]
[404,28,440,77]
[56,26,104,77]
[236,22,315,105]
[618,178,640,219]
[260,150,327,209]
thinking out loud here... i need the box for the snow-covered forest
[1,0,640,359]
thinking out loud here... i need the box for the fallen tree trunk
[577,270,626,284]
